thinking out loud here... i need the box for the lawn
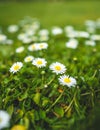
[0,1,100,130]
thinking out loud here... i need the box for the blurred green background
[0,0,100,28]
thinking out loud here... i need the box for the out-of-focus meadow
[0,1,100,27]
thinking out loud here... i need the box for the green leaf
[7,104,14,116]
[54,106,64,117]
[39,109,46,119]
[33,92,41,105]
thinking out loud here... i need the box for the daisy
[22,37,32,44]
[24,56,34,62]
[17,33,27,41]
[0,110,10,129]
[91,34,100,41]
[51,27,63,35]
[49,62,66,75]
[85,40,96,46]
[65,38,78,49]
[15,46,24,53]
[7,25,19,33]
[75,31,89,38]
[58,75,77,87]
[6,39,13,45]
[39,35,49,42]
[38,42,48,50]
[10,62,23,73]
[0,34,7,43]
[38,29,49,36]
[28,43,39,51]
[32,58,47,68]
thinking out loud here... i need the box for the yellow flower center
[14,65,20,70]
[26,57,31,61]
[64,77,71,83]
[37,60,43,65]
[40,44,44,48]
[55,66,61,71]
[32,45,35,49]
[11,125,26,130]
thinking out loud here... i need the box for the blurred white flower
[85,40,96,46]
[65,38,78,49]
[0,34,7,43]
[6,39,13,45]
[75,31,89,38]
[91,34,100,41]
[28,43,39,51]
[38,42,48,50]
[7,25,19,33]
[38,29,49,36]
[0,110,10,129]
[39,35,49,42]
[51,27,63,35]
[64,25,74,33]
[17,33,27,41]
[24,56,34,62]
[22,37,32,44]
[16,46,24,53]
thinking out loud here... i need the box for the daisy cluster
[0,17,100,47]
[7,17,100,88]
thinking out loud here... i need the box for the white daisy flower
[64,25,74,33]
[28,43,39,51]
[6,39,13,45]
[22,37,32,44]
[32,58,47,68]
[91,34,100,41]
[39,35,49,42]
[24,56,34,62]
[58,75,77,87]
[0,34,7,43]
[10,62,23,73]
[75,31,89,38]
[38,29,49,36]
[7,25,19,33]
[51,27,63,35]
[65,39,78,49]
[49,62,66,75]
[38,42,48,50]
[15,46,24,53]
[0,110,10,129]
[17,33,27,41]
[85,40,96,46]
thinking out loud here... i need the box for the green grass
[0,1,100,130]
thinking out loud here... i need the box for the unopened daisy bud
[41,71,45,75]
[73,57,77,61]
